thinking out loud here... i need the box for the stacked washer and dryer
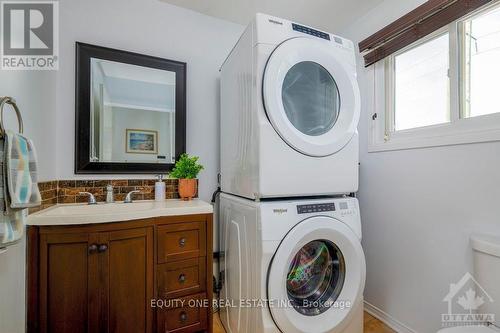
[219,13,366,333]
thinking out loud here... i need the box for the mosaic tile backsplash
[32,178,188,214]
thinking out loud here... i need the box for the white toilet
[438,234,500,333]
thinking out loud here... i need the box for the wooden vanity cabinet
[27,214,213,333]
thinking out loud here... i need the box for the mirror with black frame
[75,42,186,173]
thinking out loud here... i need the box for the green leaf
[170,153,204,179]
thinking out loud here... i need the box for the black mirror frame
[75,42,186,174]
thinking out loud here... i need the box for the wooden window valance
[359,0,494,67]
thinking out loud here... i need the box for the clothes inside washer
[286,240,333,299]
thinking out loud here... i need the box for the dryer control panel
[297,202,335,214]
[292,23,331,41]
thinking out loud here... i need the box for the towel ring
[0,96,24,136]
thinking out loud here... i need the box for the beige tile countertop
[27,199,213,226]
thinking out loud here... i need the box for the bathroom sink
[46,201,159,216]
[27,199,213,226]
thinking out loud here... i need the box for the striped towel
[0,208,26,247]
[4,130,41,208]
[0,131,41,248]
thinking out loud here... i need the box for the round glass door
[286,240,345,316]
[267,216,365,333]
[282,62,341,137]
[263,37,360,157]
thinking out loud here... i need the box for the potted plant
[170,153,204,200]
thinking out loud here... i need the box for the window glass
[463,5,500,118]
[282,62,340,136]
[394,34,450,131]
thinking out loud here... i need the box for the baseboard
[364,301,419,333]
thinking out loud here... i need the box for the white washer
[220,13,361,200]
[219,193,366,333]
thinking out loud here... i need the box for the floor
[213,310,396,333]
[364,312,396,333]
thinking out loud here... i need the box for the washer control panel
[297,202,335,214]
[292,23,330,41]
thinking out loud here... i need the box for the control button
[292,23,330,40]
[297,202,336,214]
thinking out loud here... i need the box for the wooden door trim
[146,227,154,333]
[98,232,110,332]
[104,227,154,333]
[26,226,39,333]
[206,214,214,333]
[36,231,95,333]
[88,233,100,333]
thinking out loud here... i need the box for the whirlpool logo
[268,19,283,25]
[273,208,288,214]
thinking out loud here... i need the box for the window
[463,5,500,118]
[393,33,450,131]
[370,2,500,152]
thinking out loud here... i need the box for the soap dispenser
[155,175,166,201]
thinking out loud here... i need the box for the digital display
[292,23,330,40]
[297,203,335,214]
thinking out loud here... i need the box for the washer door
[267,216,365,333]
[263,37,360,157]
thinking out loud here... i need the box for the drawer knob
[88,244,98,254]
[179,311,188,323]
[179,237,186,247]
[178,274,186,283]
[98,244,108,253]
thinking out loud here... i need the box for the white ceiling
[97,59,176,85]
[159,0,383,33]
[92,59,175,112]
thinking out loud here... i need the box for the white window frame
[368,2,500,152]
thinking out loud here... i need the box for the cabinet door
[101,227,154,333]
[38,232,100,333]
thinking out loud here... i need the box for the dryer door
[267,216,365,333]
[263,37,360,157]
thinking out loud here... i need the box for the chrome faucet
[124,190,141,203]
[106,185,114,203]
[79,192,97,205]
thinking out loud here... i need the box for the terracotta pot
[178,179,197,201]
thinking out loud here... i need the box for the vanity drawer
[157,222,206,263]
[158,258,206,299]
[157,293,208,333]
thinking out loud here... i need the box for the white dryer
[220,14,361,200]
[219,193,366,333]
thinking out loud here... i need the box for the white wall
[341,2,500,332]
[55,0,244,201]
[110,107,171,162]
[0,71,57,333]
